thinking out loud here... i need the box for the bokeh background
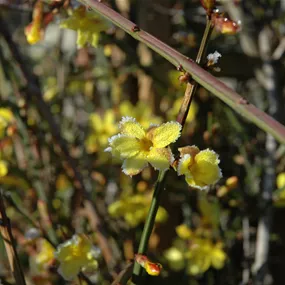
[0,0,285,284]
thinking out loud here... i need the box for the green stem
[79,0,285,144]
[131,16,213,285]
[132,171,166,283]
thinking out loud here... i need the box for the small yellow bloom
[119,101,162,129]
[164,247,185,271]
[177,146,222,189]
[24,0,43,45]
[105,117,181,176]
[85,109,118,153]
[35,239,55,271]
[186,238,226,275]
[60,6,109,48]
[108,194,168,227]
[176,224,193,239]
[0,108,14,139]
[55,234,100,280]
[0,160,8,177]
[277,172,285,189]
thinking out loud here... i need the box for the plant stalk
[79,0,285,144]
[131,18,213,284]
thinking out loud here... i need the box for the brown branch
[0,191,27,285]
[80,0,285,145]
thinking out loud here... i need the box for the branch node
[132,25,140,32]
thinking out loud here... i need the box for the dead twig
[0,190,27,285]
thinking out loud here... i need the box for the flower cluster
[55,234,100,280]
[60,6,109,48]
[85,109,118,154]
[165,224,226,275]
[105,117,222,189]
[108,194,168,227]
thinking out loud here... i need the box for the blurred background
[0,0,285,284]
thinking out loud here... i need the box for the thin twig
[78,0,285,144]
[0,191,27,285]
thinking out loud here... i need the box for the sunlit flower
[164,247,185,271]
[25,0,43,44]
[273,173,285,207]
[0,160,8,177]
[105,117,181,176]
[119,101,162,129]
[85,109,118,153]
[166,224,226,275]
[177,146,222,189]
[277,172,285,189]
[0,108,15,139]
[108,194,168,227]
[55,234,100,280]
[60,6,109,48]
[24,1,53,45]
[176,224,193,239]
[35,239,55,271]
[185,238,226,275]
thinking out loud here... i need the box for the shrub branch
[79,0,285,145]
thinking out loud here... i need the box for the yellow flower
[105,117,181,176]
[35,239,55,271]
[186,238,226,275]
[0,108,14,139]
[177,146,222,189]
[85,109,118,153]
[119,101,162,129]
[164,247,185,271]
[277,172,285,189]
[108,194,168,227]
[60,6,109,48]
[176,224,193,239]
[55,234,100,280]
[0,160,8,177]
[24,0,43,45]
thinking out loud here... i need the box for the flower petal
[151,121,181,148]
[147,147,173,171]
[108,134,140,158]
[58,261,81,280]
[119,117,145,139]
[122,155,148,176]
[191,160,222,187]
[90,113,103,132]
[177,154,192,176]
[195,149,220,165]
